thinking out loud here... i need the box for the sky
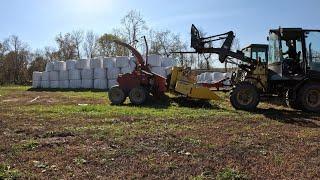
[1,0,320,51]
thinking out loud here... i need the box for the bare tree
[55,33,77,61]
[121,10,147,48]
[83,31,98,59]
[71,30,84,59]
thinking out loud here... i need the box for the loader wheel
[230,82,260,111]
[129,86,147,105]
[109,86,126,105]
[299,83,320,112]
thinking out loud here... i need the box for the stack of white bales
[148,55,176,77]
[197,72,232,85]
[32,55,178,90]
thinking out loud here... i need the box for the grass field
[0,86,319,179]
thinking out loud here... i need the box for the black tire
[298,83,320,112]
[108,86,126,105]
[230,82,260,111]
[129,86,147,105]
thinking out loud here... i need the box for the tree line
[0,10,238,85]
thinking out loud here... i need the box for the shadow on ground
[255,108,320,128]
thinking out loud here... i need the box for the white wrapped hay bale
[81,79,93,89]
[50,81,59,88]
[211,72,225,83]
[42,72,50,81]
[94,68,107,79]
[148,55,162,67]
[69,80,81,89]
[94,79,108,89]
[49,71,59,81]
[116,56,130,68]
[120,66,134,74]
[54,61,66,71]
[59,70,69,81]
[108,79,119,89]
[59,80,69,89]
[129,57,137,69]
[90,58,103,69]
[45,61,55,72]
[69,70,81,80]
[81,69,93,80]
[161,57,177,67]
[33,72,42,82]
[151,67,167,78]
[66,60,77,70]
[103,57,116,69]
[41,81,50,88]
[32,81,41,88]
[76,59,90,69]
[107,68,120,79]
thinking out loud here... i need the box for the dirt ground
[0,86,319,179]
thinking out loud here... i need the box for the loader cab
[242,44,268,64]
[268,28,320,80]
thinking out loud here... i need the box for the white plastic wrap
[90,58,103,69]
[94,79,108,89]
[49,71,59,81]
[54,61,66,71]
[42,72,50,81]
[50,81,59,88]
[45,61,55,72]
[41,81,50,88]
[81,69,93,80]
[94,68,107,79]
[66,60,77,70]
[116,56,130,68]
[161,57,177,67]
[33,72,42,82]
[120,66,134,74]
[108,79,119,89]
[103,57,116,69]
[76,59,90,69]
[69,70,81,80]
[32,81,41,88]
[69,80,82,89]
[211,72,225,83]
[81,79,93,89]
[129,57,137,69]
[151,67,167,78]
[107,68,120,79]
[59,80,69,89]
[59,70,69,81]
[148,55,162,67]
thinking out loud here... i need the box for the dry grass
[0,86,319,179]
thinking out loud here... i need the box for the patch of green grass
[216,168,248,180]
[0,163,21,180]
[14,139,39,151]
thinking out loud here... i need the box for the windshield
[305,31,320,71]
[268,33,281,64]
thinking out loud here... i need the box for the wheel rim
[236,88,254,106]
[305,89,320,108]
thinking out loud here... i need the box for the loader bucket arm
[190,24,257,70]
[111,40,148,71]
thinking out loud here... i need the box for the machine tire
[298,83,320,112]
[129,86,147,105]
[230,82,260,111]
[108,86,126,105]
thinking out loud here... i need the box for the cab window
[305,31,320,71]
[268,33,281,64]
